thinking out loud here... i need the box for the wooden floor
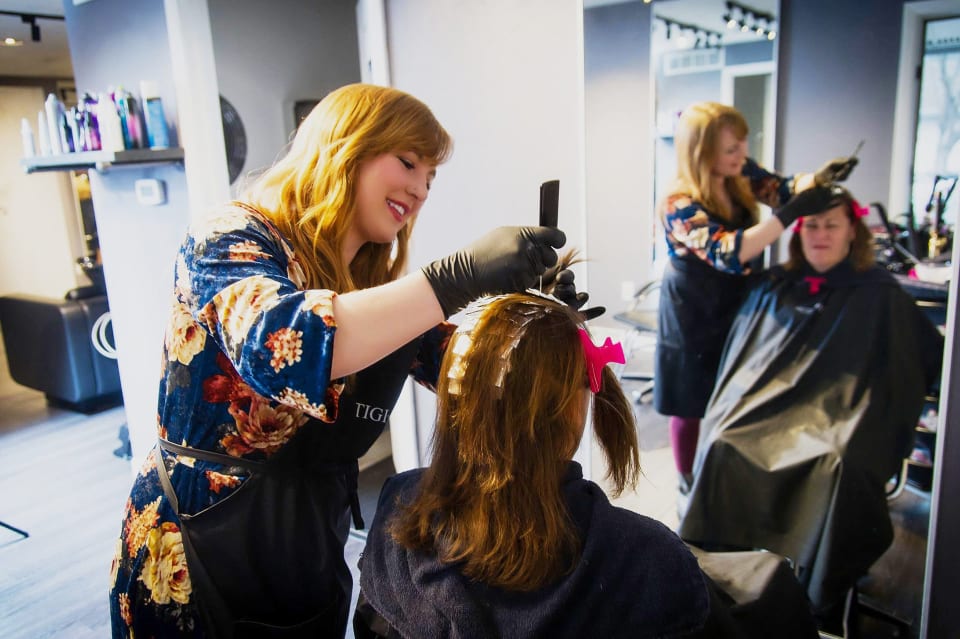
[0,389,130,639]
[0,382,930,638]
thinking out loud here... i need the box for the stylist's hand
[551,268,606,321]
[774,184,838,229]
[814,156,858,185]
[422,226,566,317]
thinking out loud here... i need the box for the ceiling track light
[721,1,777,40]
[0,10,65,44]
[656,16,723,49]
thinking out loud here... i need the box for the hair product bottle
[96,93,125,153]
[139,80,170,149]
[37,111,51,156]
[44,93,64,155]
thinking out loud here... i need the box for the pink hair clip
[578,328,625,393]
[804,275,826,294]
[851,199,869,218]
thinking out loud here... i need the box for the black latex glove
[774,184,840,228]
[814,156,858,185]
[422,225,566,317]
[551,268,606,321]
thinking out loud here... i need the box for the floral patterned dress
[108,202,452,638]
[654,158,795,417]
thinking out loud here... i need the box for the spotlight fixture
[0,10,65,44]
[721,1,776,41]
[655,15,723,49]
[23,16,39,42]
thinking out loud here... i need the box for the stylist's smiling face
[349,150,437,251]
[799,204,856,273]
[712,125,748,178]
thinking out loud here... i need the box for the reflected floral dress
[108,203,451,637]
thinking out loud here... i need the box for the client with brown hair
[353,291,819,638]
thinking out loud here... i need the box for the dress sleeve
[409,322,456,392]
[662,195,746,274]
[742,157,794,208]
[178,205,339,418]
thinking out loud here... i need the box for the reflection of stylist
[108,83,575,638]
[655,101,855,493]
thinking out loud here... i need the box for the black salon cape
[355,463,820,638]
[677,261,943,613]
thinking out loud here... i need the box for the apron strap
[154,444,181,514]
[345,464,364,530]
[158,438,365,528]
[158,438,266,471]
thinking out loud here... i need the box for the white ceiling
[0,0,72,78]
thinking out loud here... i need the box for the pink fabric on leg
[669,416,701,474]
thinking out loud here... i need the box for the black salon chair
[0,287,122,413]
[614,280,660,404]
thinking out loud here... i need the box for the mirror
[583,1,940,633]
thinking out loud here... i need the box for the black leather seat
[0,289,122,412]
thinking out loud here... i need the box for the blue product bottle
[139,80,170,149]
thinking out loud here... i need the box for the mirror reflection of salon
[651,0,779,265]
[582,0,953,634]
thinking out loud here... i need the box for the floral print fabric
[109,203,450,637]
[662,158,793,274]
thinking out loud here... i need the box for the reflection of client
[677,186,944,620]
[354,292,819,638]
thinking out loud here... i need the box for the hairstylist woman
[655,101,856,493]
[108,83,575,639]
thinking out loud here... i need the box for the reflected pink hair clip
[578,328,625,393]
[851,199,870,218]
[804,275,827,294]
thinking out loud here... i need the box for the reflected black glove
[552,268,606,321]
[814,156,858,185]
[774,185,838,228]
[422,225,566,317]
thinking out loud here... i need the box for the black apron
[654,255,752,417]
[156,339,420,638]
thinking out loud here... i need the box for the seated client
[355,291,818,638]
[677,186,944,618]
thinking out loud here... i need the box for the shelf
[20,148,184,174]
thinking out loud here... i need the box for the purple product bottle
[83,92,101,151]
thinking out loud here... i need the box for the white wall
[383,0,588,468]
[0,87,84,300]
[208,0,362,181]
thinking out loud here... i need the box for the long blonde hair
[390,293,640,591]
[241,84,453,291]
[667,101,758,227]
